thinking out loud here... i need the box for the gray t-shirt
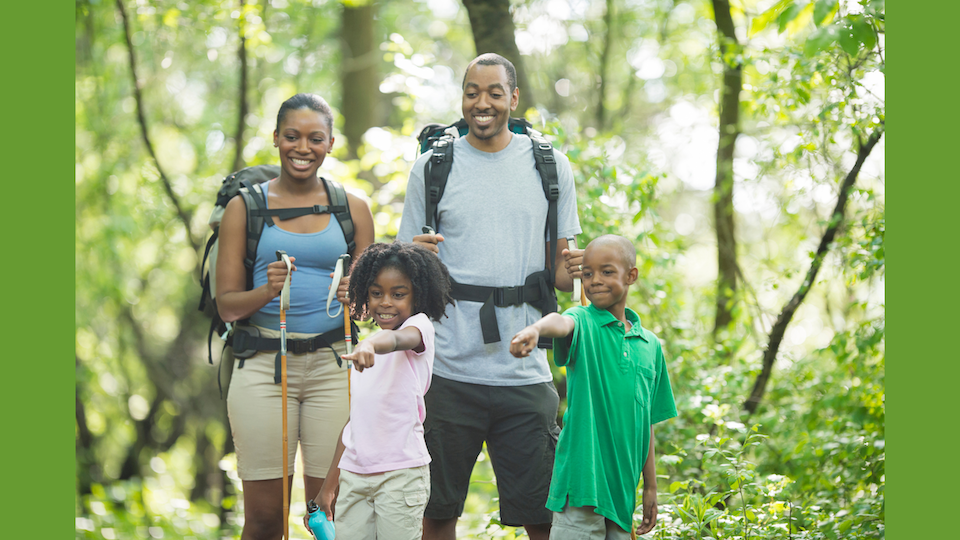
[398,133,581,386]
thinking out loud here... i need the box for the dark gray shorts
[423,375,560,526]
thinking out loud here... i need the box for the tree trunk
[232,0,249,173]
[340,1,380,159]
[461,0,534,114]
[76,357,98,496]
[595,0,615,130]
[710,0,742,337]
[743,127,883,415]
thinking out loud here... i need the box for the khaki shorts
[550,504,632,540]
[227,325,349,481]
[335,465,430,540]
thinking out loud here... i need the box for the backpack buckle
[547,185,559,201]
[429,186,441,203]
[494,286,522,306]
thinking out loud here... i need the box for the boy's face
[582,244,638,311]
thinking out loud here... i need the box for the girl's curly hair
[347,242,454,323]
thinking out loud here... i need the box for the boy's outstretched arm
[341,326,424,372]
[636,426,658,535]
[510,313,576,358]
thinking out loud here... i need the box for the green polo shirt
[546,304,677,531]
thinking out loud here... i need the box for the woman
[216,93,375,539]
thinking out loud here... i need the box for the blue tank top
[249,182,348,334]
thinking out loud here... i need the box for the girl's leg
[373,465,430,540]
[333,470,376,540]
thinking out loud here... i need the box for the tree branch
[116,0,199,254]
[743,125,884,415]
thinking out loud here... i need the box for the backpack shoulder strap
[423,134,455,232]
[238,181,268,292]
[529,133,560,287]
[321,177,356,254]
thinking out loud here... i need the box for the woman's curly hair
[347,242,454,323]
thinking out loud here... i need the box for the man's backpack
[198,164,356,367]
[416,118,560,348]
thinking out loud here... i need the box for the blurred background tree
[76,0,883,538]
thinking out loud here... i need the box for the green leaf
[750,0,795,37]
[853,19,878,51]
[813,0,838,26]
[839,519,854,533]
[804,24,840,56]
[839,26,860,56]
[778,2,805,33]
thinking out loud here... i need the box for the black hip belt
[228,325,357,383]
[450,269,557,347]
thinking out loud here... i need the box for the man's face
[461,63,519,147]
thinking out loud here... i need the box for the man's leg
[423,516,459,540]
[485,382,560,535]
[422,376,490,540]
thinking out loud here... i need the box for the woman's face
[273,108,334,181]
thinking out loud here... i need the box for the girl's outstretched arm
[341,326,424,372]
[510,313,576,358]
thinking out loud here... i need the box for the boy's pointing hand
[510,326,540,358]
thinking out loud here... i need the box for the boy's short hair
[587,235,637,270]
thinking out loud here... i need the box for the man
[397,53,583,540]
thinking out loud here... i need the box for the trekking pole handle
[422,226,435,235]
[327,255,346,318]
[566,237,581,303]
[276,250,292,311]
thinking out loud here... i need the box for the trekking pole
[275,250,293,540]
[329,255,353,399]
[567,236,586,306]
[338,255,354,401]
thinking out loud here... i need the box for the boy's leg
[372,465,430,540]
[332,470,376,540]
[549,505,606,540]
[422,376,489,539]
[485,382,561,531]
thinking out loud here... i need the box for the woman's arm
[215,196,293,322]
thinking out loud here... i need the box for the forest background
[7,0,949,538]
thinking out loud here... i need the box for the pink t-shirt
[339,313,435,474]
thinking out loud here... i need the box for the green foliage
[76,0,883,538]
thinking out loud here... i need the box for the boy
[510,235,677,539]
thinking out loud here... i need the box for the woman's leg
[238,477,293,540]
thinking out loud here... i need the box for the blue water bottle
[306,499,336,540]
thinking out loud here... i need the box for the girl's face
[273,108,334,182]
[368,266,414,330]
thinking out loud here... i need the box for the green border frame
[6,1,937,537]
[888,1,954,538]
[4,3,75,537]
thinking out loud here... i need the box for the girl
[308,242,454,540]
[217,93,375,539]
